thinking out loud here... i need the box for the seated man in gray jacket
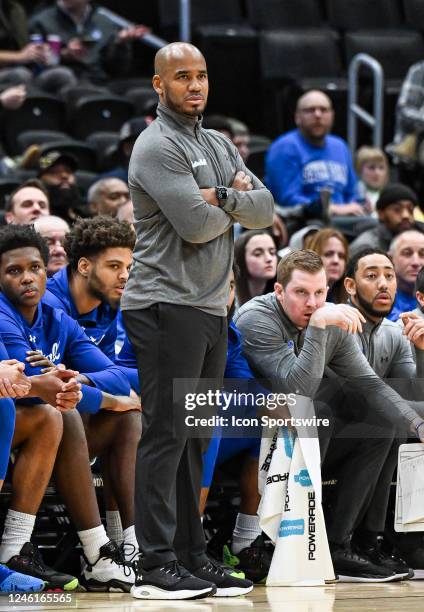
[235,249,424,583]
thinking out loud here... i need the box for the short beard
[88,270,120,310]
[355,290,393,319]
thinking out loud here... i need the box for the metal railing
[179,0,191,42]
[348,53,384,153]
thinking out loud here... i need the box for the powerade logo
[308,492,316,560]
[266,472,289,485]
[294,469,312,487]
[279,518,304,538]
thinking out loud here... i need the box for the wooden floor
[2,582,424,612]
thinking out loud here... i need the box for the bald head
[389,229,424,291]
[295,90,334,144]
[153,42,208,117]
[154,43,205,76]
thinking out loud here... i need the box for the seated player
[0,355,45,593]
[43,216,140,555]
[0,225,139,592]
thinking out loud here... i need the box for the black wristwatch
[215,186,228,207]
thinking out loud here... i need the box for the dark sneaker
[208,551,245,579]
[355,542,413,580]
[0,562,45,593]
[83,540,135,592]
[224,535,273,583]
[6,542,78,591]
[332,544,400,583]
[131,560,216,600]
[191,559,253,596]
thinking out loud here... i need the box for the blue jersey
[0,293,130,413]
[0,338,15,480]
[388,290,417,322]
[44,266,118,360]
[265,129,358,207]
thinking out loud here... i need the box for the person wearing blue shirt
[44,216,135,361]
[265,90,364,230]
[0,352,47,594]
[0,224,138,592]
[388,230,424,321]
[43,216,140,561]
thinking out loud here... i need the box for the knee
[61,409,87,441]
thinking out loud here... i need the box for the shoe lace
[202,559,225,577]
[119,542,138,562]
[103,544,133,578]
[160,561,186,580]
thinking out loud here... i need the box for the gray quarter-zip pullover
[234,292,421,426]
[121,103,275,316]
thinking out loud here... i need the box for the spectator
[355,146,389,213]
[306,228,349,303]
[101,117,150,183]
[390,60,424,162]
[88,178,130,217]
[349,184,423,256]
[33,214,69,276]
[414,268,424,319]
[235,249,424,582]
[30,0,150,84]
[388,230,424,321]
[0,0,76,93]
[4,179,49,225]
[234,230,277,308]
[265,90,363,227]
[36,150,85,222]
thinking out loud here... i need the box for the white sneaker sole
[214,585,254,597]
[337,574,401,583]
[131,585,215,600]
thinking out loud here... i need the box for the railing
[348,53,384,153]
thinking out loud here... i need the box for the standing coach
[122,42,274,600]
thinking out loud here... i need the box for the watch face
[217,187,227,200]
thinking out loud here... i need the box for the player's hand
[26,350,56,369]
[401,312,424,350]
[232,171,253,192]
[310,304,366,334]
[104,395,142,412]
[0,360,31,394]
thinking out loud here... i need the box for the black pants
[123,304,227,570]
[315,383,401,545]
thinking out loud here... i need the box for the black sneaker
[82,540,135,592]
[355,542,413,580]
[332,543,400,583]
[131,560,216,600]
[224,535,273,583]
[6,542,79,591]
[191,559,253,596]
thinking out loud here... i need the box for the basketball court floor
[2,582,424,612]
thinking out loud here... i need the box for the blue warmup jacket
[0,293,130,413]
[44,266,118,360]
[265,129,358,207]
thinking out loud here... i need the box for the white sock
[122,525,139,561]
[78,525,109,565]
[106,511,123,546]
[0,509,35,563]
[231,513,261,554]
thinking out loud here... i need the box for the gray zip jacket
[234,292,422,426]
[121,103,275,316]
